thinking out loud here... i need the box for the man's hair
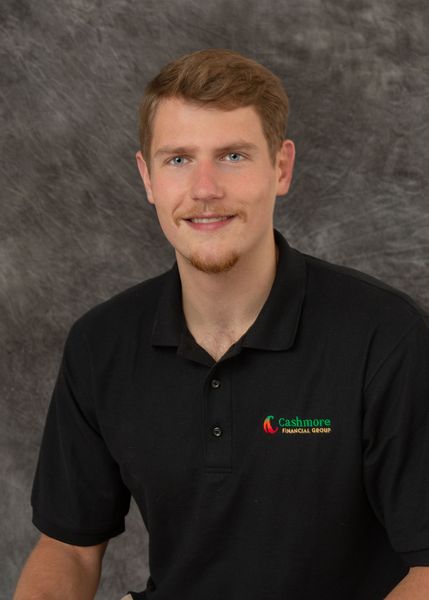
[139,48,289,167]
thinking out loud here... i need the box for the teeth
[190,216,230,223]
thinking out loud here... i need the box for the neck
[177,231,278,339]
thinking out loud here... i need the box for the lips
[184,215,236,231]
[187,215,233,223]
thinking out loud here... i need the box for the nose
[190,160,224,201]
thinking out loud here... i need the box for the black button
[211,379,221,389]
[212,426,223,437]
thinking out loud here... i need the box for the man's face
[136,97,295,274]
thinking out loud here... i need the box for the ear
[275,139,295,196]
[136,150,155,205]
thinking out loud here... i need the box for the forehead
[150,97,266,152]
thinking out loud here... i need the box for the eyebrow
[153,141,259,158]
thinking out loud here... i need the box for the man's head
[136,49,295,276]
[138,49,290,170]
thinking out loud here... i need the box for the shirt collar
[151,228,307,356]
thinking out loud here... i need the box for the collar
[151,228,307,361]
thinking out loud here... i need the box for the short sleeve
[31,321,131,546]
[363,314,429,566]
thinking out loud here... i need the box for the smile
[184,215,235,230]
[189,216,231,223]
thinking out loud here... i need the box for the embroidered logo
[263,415,279,434]
[263,415,332,435]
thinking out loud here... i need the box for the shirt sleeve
[363,314,429,566]
[31,320,131,546]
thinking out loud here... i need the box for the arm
[384,567,429,599]
[13,533,108,600]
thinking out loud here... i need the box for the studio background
[1,1,428,598]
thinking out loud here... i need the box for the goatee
[187,251,240,274]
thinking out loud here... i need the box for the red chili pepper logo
[263,415,278,434]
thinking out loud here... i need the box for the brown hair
[139,49,289,167]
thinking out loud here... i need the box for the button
[212,426,223,437]
[211,379,221,389]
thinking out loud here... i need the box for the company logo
[263,415,279,434]
[263,415,332,435]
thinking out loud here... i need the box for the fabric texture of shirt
[31,228,429,600]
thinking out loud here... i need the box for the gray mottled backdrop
[2,0,428,598]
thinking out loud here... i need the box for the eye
[224,152,244,162]
[168,156,188,166]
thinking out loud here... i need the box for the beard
[186,249,240,274]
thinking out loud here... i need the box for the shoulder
[66,268,172,348]
[298,250,429,371]
[301,250,427,324]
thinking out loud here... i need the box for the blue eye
[225,152,243,162]
[169,156,188,166]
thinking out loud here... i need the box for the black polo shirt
[31,228,429,600]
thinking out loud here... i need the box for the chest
[100,340,363,497]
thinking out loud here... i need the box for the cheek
[150,178,184,214]
[228,169,275,203]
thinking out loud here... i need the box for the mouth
[183,214,236,231]
[184,215,235,224]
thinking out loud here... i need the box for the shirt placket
[204,366,233,472]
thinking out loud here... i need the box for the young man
[15,50,429,600]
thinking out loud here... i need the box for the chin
[187,250,240,274]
